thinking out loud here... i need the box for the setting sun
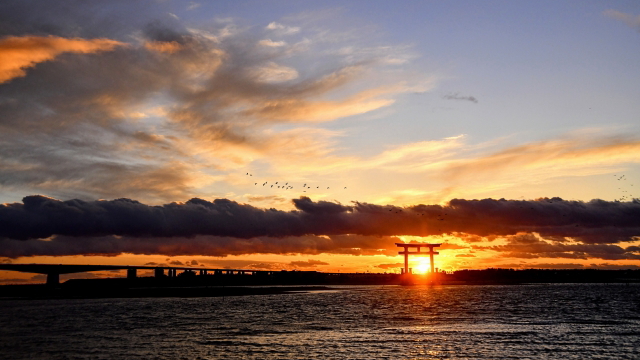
[413,259,431,274]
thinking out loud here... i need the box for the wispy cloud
[442,92,478,103]
[144,40,183,53]
[289,259,329,268]
[604,9,640,31]
[257,39,287,47]
[249,62,299,83]
[265,22,301,35]
[0,6,422,203]
[187,2,201,11]
[440,135,640,187]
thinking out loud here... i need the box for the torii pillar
[396,243,441,274]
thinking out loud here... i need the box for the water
[1,284,639,359]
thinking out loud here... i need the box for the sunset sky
[1,0,640,283]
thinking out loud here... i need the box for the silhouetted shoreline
[1,269,638,300]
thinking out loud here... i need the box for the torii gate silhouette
[396,243,441,274]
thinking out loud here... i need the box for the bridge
[0,264,277,285]
[0,245,443,286]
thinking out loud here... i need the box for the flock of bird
[244,172,451,229]
[243,171,637,211]
[238,171,636,237]
[239,171,639,240]
[246,173,347,193]
[614,174,636,202]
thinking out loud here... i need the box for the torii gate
[396,243,441,274]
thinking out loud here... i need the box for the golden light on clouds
[0,35,125,84]
[1,2,639,276]
[250,62,299,83]
[442,137,640,183]
[144,40,183,53]
[245,94,395,123]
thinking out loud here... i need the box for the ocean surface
[1,284,639,359]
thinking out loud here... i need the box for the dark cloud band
[1,195,639,244]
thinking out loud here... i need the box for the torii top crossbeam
[396,243,441,274]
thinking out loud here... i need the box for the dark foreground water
[1,284,639,359]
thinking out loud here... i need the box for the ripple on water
[0,284,639,359]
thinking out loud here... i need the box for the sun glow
[413,258,431,274]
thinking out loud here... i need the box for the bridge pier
[154,268,165,278]
[46,273,59,286]
[127,268,137,279]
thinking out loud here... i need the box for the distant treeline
[449,268,640,284]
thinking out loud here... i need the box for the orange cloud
[243,90,395,123]
[289,259,329,267]
[364,136,464,171]
[242,81,432,123]
[144,40,183,53]
[438,136,640,195]
[0,21,430,205]
[257,39,287,47]
[0,35,125,83]
[449,137,640,177]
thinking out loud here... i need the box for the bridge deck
[0,264,269,275]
